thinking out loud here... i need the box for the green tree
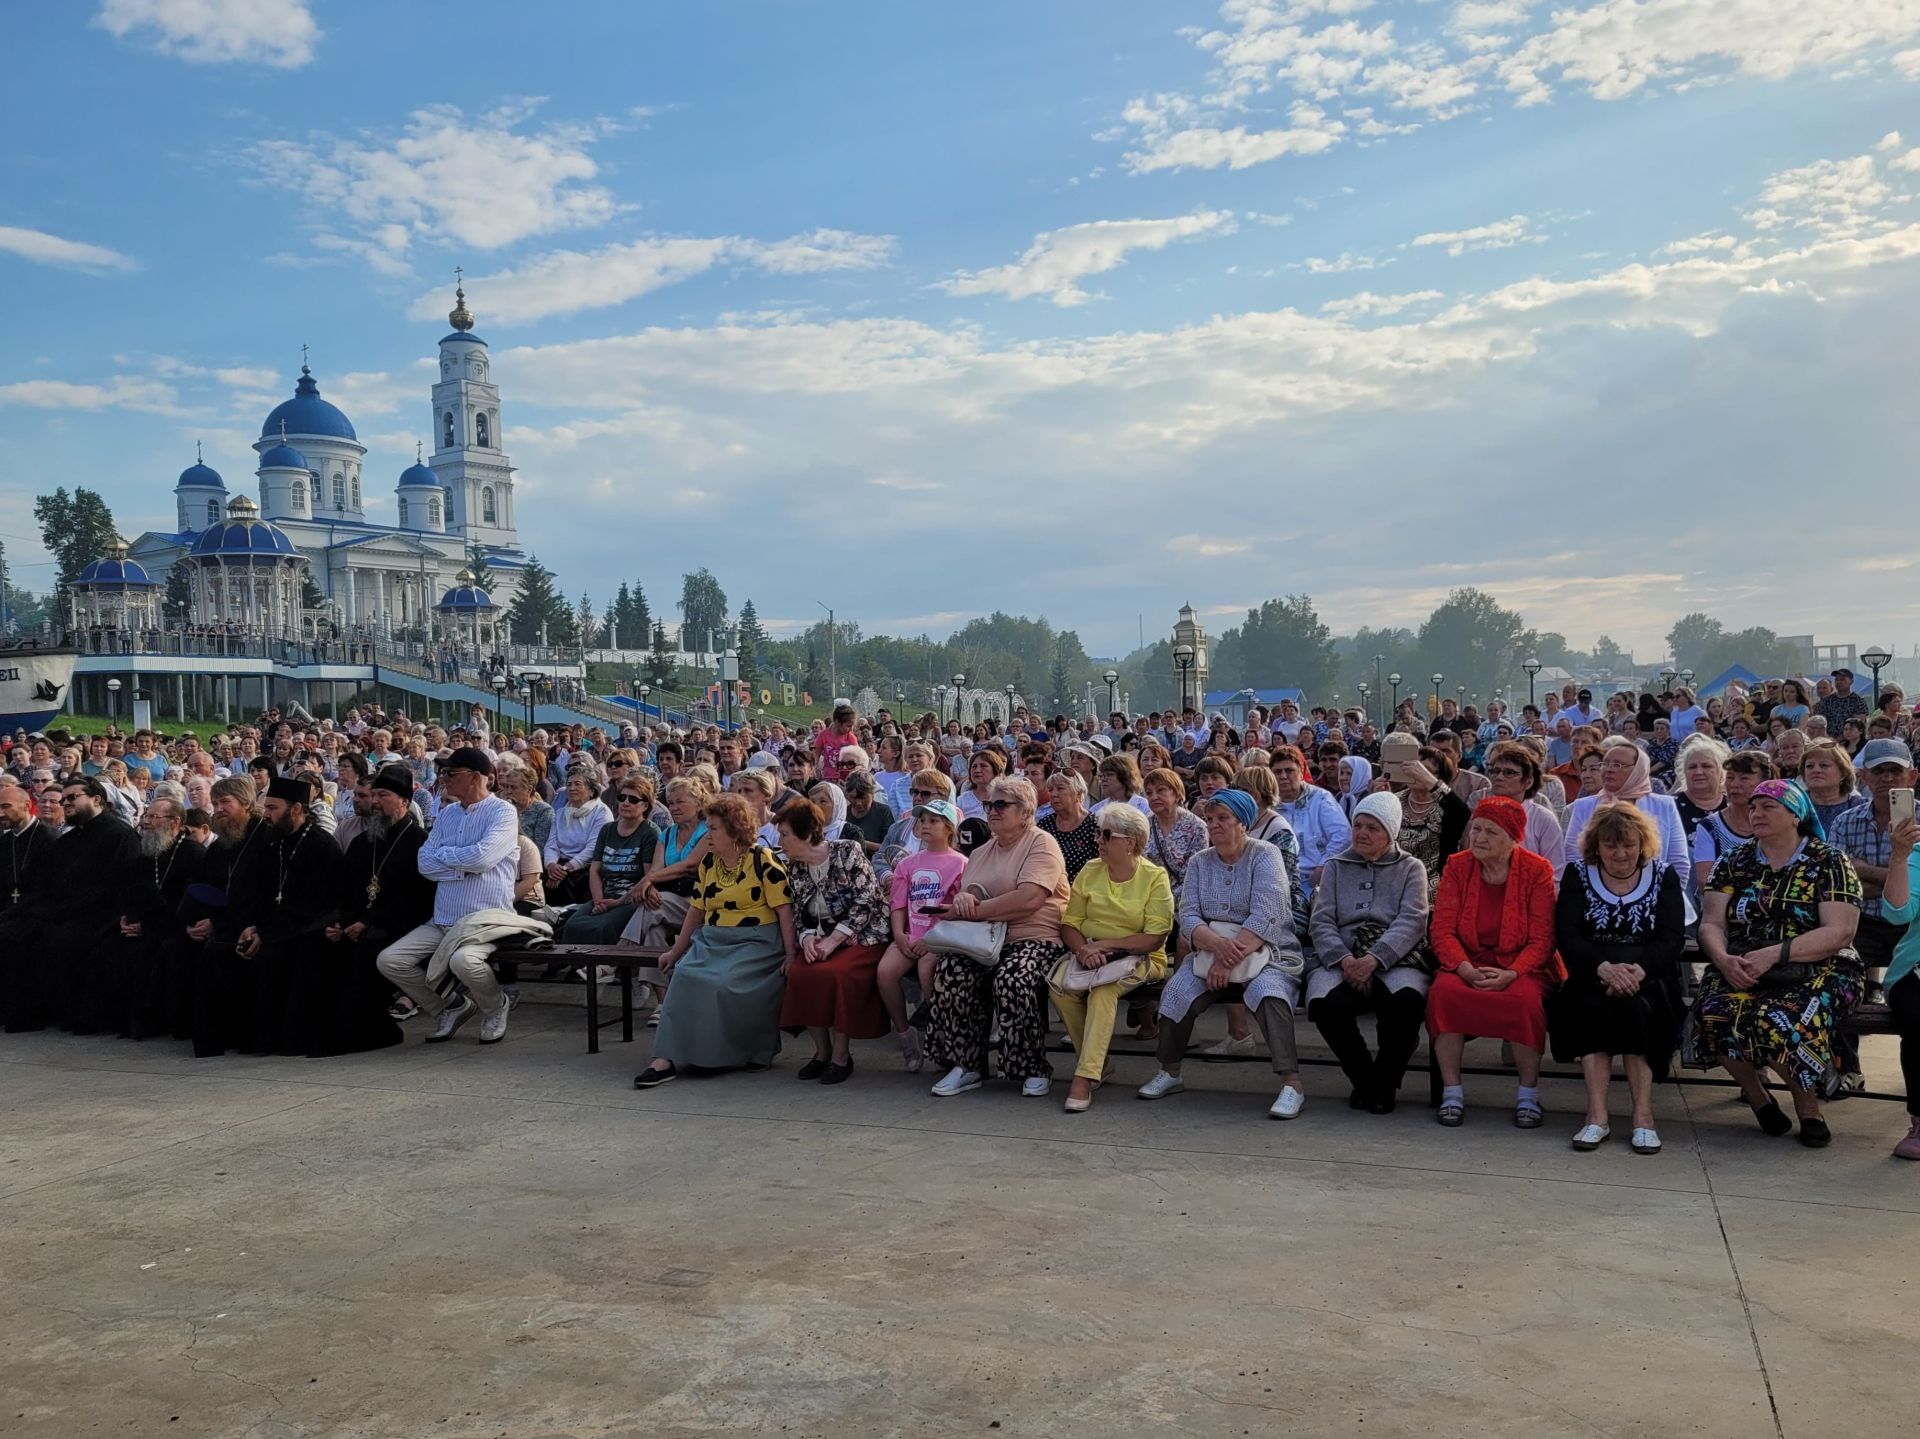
[1588,634,1633,673]
[1415,588,1536,702]
[680,567,728,654]
[575,592,599,647]
[736,599,767,689]
[1048,637,1074,714]
[644,621,676,687]
[1665,613,1723,674]
[802,645,827,701]
[505,555,571,646]
[300,572,327,612]
[465,544,492,587]
[160,566,192,622]
[33,486,120,606]
[625,581,652,646]
[1213,595,1339,698]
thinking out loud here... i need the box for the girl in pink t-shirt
[877,805,966,1073]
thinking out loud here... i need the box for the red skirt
[1425,969,1549,1051]
[778,941,890,1038]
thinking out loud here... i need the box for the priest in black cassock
[308,765,429,1055]
[229,775,343,1056]
[115,794,205,1040]
[38,776,141,1034]
[190,774,274,1057]
[0,780,58,1032]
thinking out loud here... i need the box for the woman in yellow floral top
[635,794,797,1088]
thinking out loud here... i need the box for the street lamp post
[1357,682,1371,722]
[1173,644,1195,714]
[491,672,507,735]
[1523,656,1542,709]
[1456,685,1466,713]
[951,673,966,727]
[1863,647,1893,707]
[1430,672,1443,713]
[106,676,121,723]
[1678,668,1695,692]
[1004,682,1016,727]
[1102,667,1119,716]
[637,682,652,724]
[518,683,532,731]
[1388,672,1402,718]
[1660,668,1675,693]
[1372,653,1385,727]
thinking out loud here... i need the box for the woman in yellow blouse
[1047,804,1176,1113]
[634,794,797,1088]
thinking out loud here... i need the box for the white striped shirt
[417,793,519,926]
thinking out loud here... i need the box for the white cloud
[0,225,137,272]
[1745,154,1894,239]
[1320,289,1444,318]
[942,211,1236,306]
[0,376,179,413]
[1166,534,1252,557]
[1410,214,1545,256]
[1659,233,1738,256]
[94,0,319,67]
[250,104,626,273]
[407,229,898,326]
[1301,251,1389,273]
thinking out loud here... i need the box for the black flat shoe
[1752,1100,1793,1137]
[1368,1093,1398,1115]
[821,1059,854,1085]
[633,1063,677,1089]
[796,1057,828,1081]
[1798,1117,1832,1148]
[1348,1089,1370,1110]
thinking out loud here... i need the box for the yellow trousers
[1048,955,1165,1082]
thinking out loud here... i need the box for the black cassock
[301,819,431,1056]
[114,837,206,1040]
[0,819,59,1032]
[232,819,344,1056]
[35,812,141,1034]
[190,819,273,1057]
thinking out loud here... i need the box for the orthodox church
[126,280,527,636]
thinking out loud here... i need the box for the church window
[482,486,498,524]
[206,499,220,525]
[397,498,409,527]
[428,497,442,526]
[476,412,490,448]
[332,474,346,509]
[443,411,455,449]
[292,479,306,510]
[351,476,361,507]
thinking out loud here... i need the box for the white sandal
[1571,1123,1610,1151]
[1630,1127,1662,1154]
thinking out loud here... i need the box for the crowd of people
[4,665,1918,1162]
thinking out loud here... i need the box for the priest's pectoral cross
[366,876,381,904]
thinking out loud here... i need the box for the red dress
[1425,849,1561,1050]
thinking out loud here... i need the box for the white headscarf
[814,782,849,841]
[1340,756,1374,815]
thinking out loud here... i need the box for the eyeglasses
[910,788,937,799]
[984,799,1018,812]
[1097,829,1129,841]
[616,793,647,804]
[607,759,629,768]
[1488,765,1524,777]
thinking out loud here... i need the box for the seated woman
[1549,804,1688,1154]
[838,770,895,856]
[634,793,797,1088]
[727,766,782,847]
[1135,788,1309,1119]
[955,748,1006,822]
[1562,738,1690,878]
[775,798,894,1085]
[1799,737,1867,833]
[1190,755,1236,803]
[1046,804,1174,1114]
[544,761,612,904]
[1307,792,1431,1114]
[1477,740,1565,869]
[1379,742,1471,901]
[1092,753,1152,817]
[925,776,1072,1099]
[1427,795,1562,1129]
[560,775,660,943]
[1039,771,1101,880]
[1143,765,1209,901]
[1682,779,1864,1146]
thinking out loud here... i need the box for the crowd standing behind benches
[2,663,1919,1159]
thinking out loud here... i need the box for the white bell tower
[428,270,517,549]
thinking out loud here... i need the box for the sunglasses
[984,799,1018,812]
[910,788,937,799]
[616,792,647,804]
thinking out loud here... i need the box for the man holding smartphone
[1833,737,1919,971]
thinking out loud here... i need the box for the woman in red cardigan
[1428,794,1563,1129]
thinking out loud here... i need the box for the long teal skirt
[652,923,788,1069]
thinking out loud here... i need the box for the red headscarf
[1476,793,1529,844]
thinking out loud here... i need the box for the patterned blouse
[695,844,791,928]
[785,838,892,947]
[1040,811,1101,881]
[1146,807,1210,897]
[1706,838,1861,952]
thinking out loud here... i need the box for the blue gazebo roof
[75,554,158,590]
[190,513,300,560]
[437,583,497,611]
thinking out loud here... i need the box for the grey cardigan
[1307,845,1431,975]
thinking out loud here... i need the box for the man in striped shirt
[376,747,521,1045]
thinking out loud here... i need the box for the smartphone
[1893,788,1915,830]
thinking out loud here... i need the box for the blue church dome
[75,553,157,590]
[440,330,487,347]
[437,583,497,611]
[259,442,309,469]
[190,498,300,560]
[177,460,226,491]
[398,461,439,488]
[261,364,357,441]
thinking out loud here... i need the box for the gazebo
[435,569,500,648]
[184,494,310,634]
[71,539,161,632]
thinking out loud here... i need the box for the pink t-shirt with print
[888,851,968,942]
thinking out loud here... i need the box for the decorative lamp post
[1004,682,1016,725]
[951,673,966,726]
[491,671,508,735]
[1372,652,1385,726]
[1430,672,1443,712]
[1357,682,1371,718]
[1388,672,1402,716]
[1660,668,1676,693]
[1173,644,1195,713]
[1863,647,1893,707]
[638,682,652,722]
[1456,685,1467,710]
[1102,668,1119,716]
[107,676,121,722]
[518,682,532,730]
[1523,656,1542,709]
[1678,668,1695,690]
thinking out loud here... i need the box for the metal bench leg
[620,965,634,1043]
[586,969,600,1054]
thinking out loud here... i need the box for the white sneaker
[478,1004,509,1044]
[1021,1076,1051,1098]
[1268,1085,1305,1120]
[1630,1127,1662,1155]
[425,996,475,1043]
[1137,1070,1185,1100]
[897,1029,925,1074]
[931,1065,983,1097]
[1571,1123,1611,1151]
[1201,1033,1258,1058]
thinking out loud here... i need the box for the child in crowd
[875,799,967,1072]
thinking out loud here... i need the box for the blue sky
[4,1,1920,659]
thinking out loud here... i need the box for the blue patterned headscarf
[1206,787,1259,829]
[1751,778,1822,840]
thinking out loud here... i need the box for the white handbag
[1186,920,1273,984]
[924,917,1008,967]
[1055,954,1142,993]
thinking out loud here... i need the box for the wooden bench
[487,944,666,1053]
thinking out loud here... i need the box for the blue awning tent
[1201,686,1306,709]
[1698,663,1762,696]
